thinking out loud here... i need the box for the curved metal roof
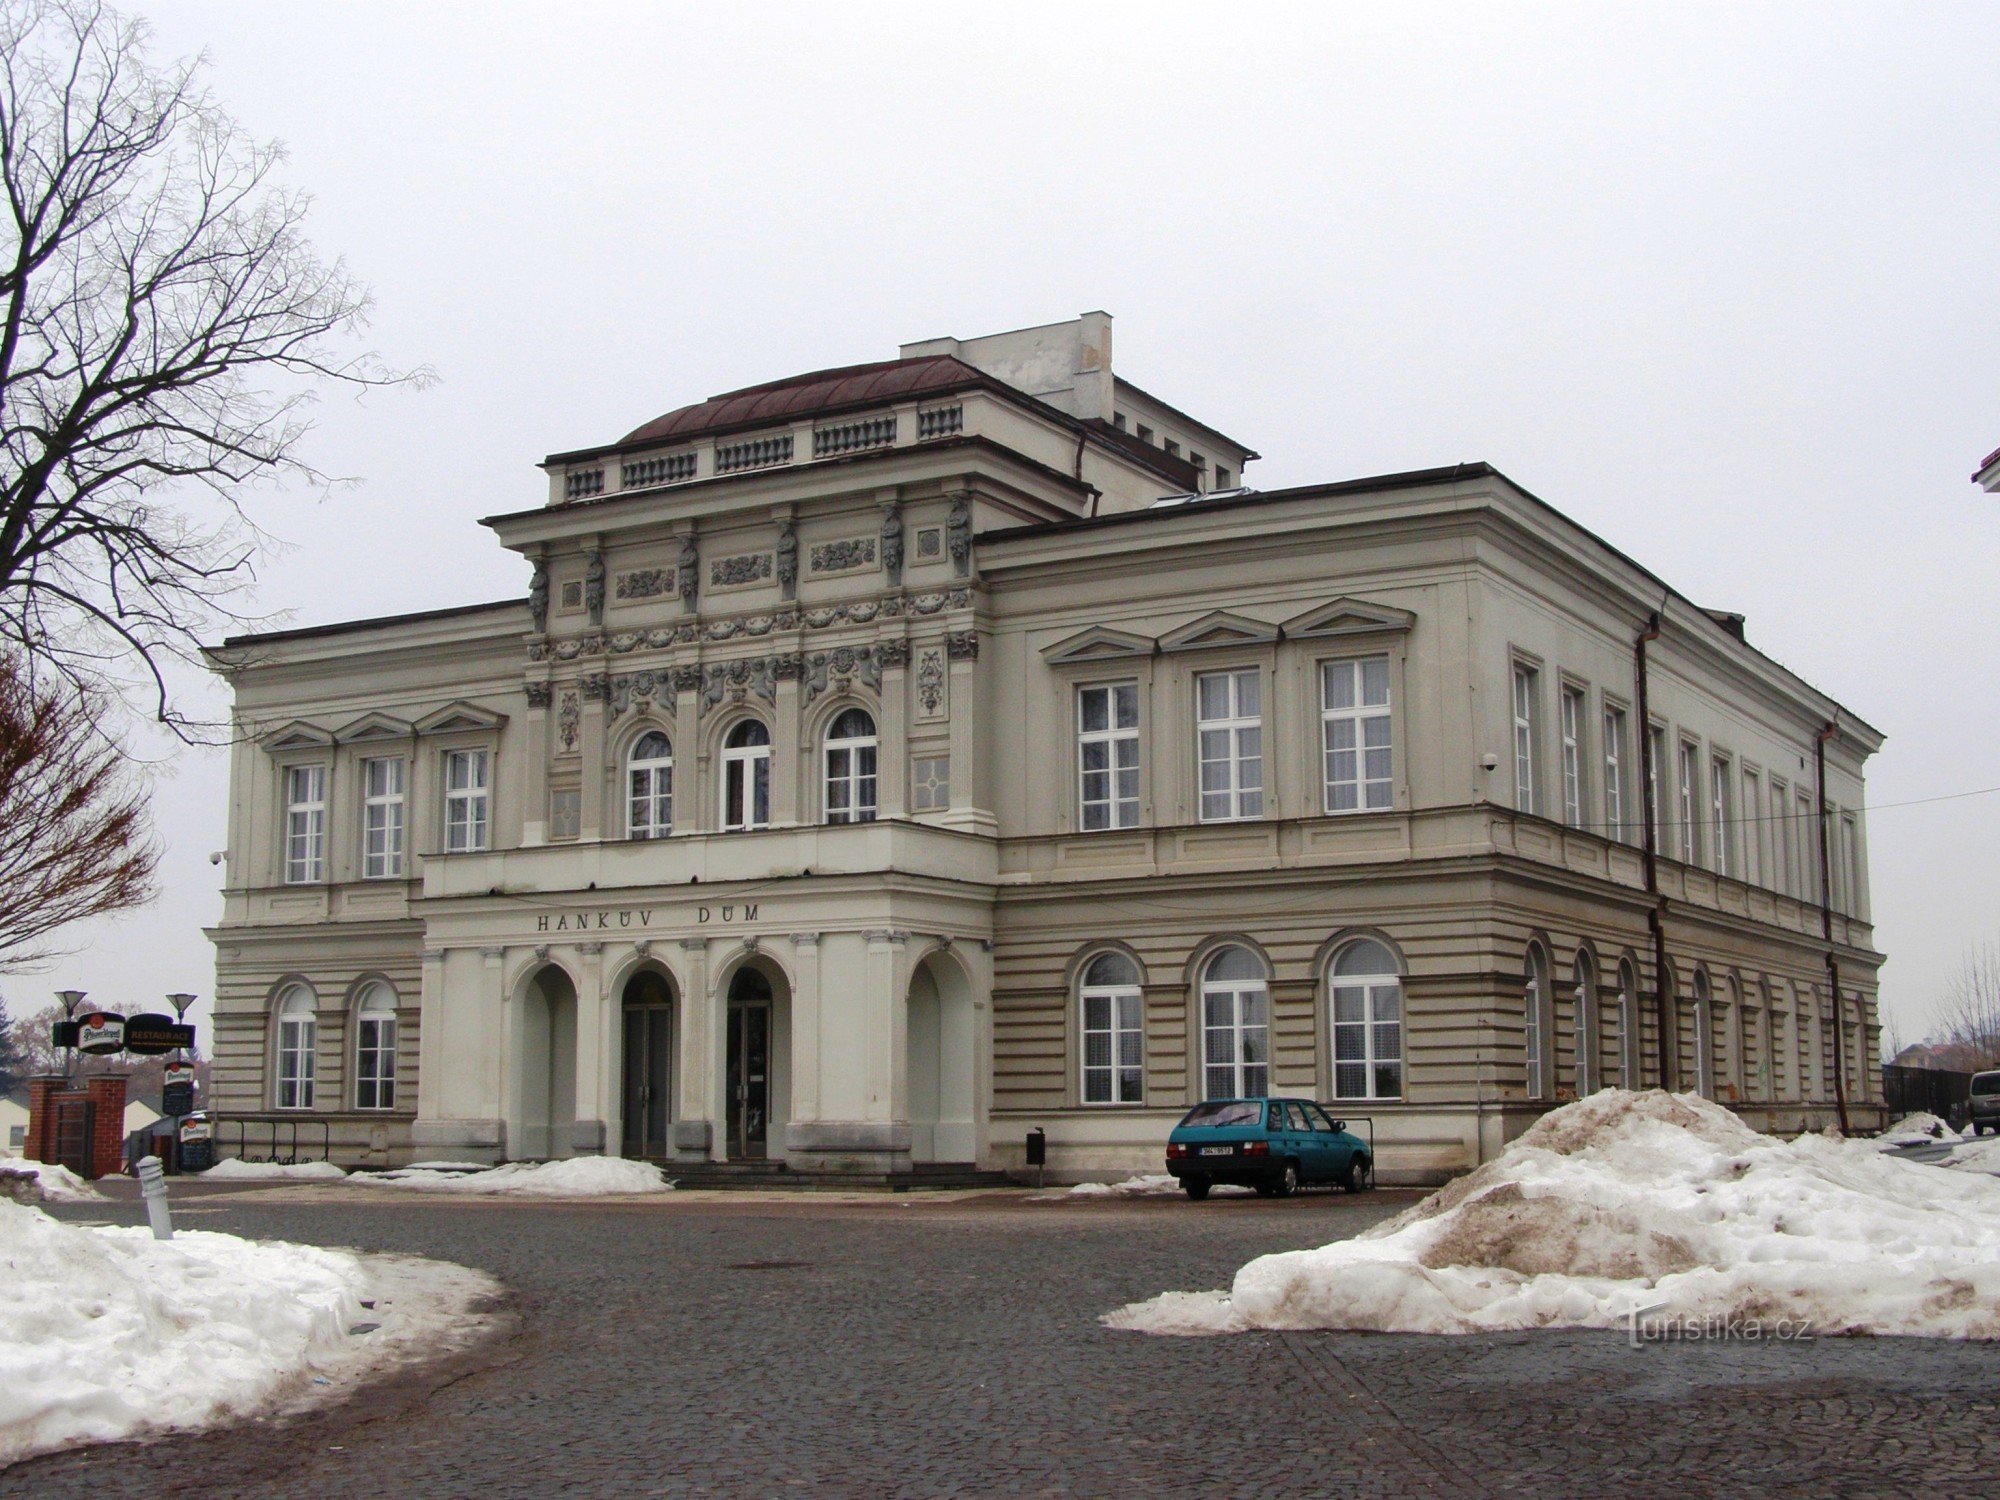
[617,355,988,447]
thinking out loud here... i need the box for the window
[1692,971,1715,1099]
[1560,687,1585,827]
[1331,939,1402,1099]
[1215,466,1233,489]
[721,720,772,830]
[361,757,405,879]
[627,731,674,839]
[1112,412,1127,432]
[355,983,397,1110]
[1603,707,1627,842]
[1078,683,1140,830]
[1079,952,1144,1104]
[1512,664,1538,814]
[275,986,316,1109]
[1573,952,1596,1095]
[824,708,878,824]
[1742,769,1762,886]
[1710,756,1732,877]
[1164,438,1181,458]
[444,749,490,853]
[1196,669,1263,821]
[1616,959,1640,1088]
[284,764,327,884]
[1135,423,1154,444]
[1647,725,1667,850]
[1771,778,1792,894]
[1524,947,1549,1099]
[1840,814,1859,916]
[1201,946,1269,1099]
[1321,657,1392,813]
[1676,742,1698,864]
[1797,790,1817,901]
[911,754,950,812]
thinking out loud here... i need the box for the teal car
[1164,1097,1373,1200]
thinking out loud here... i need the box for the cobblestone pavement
[18,1182,2000,1498]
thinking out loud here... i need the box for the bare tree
[0,0,418,732]
[1931,944,2000,1073]
[0,652,155,971]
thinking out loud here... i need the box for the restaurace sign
[534,903,760,934]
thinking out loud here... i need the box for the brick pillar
[22,1074,62,1164]
[84,1074,128,1178]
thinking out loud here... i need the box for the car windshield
[1972,1074,2000,1096]
[1179,1100,1264,1128]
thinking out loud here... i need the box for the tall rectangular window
[444,749,490,853]
[1603,707,1627,842]
[361,756,406,879]
[1710,755,1732,877]
[1742,769,1763,887]
[1560,686,1585,827]
[1677,741,1698,864]
[1841,814,1859,916]
[284,764,326,884]
[1772,778,1791,893]
[356,1015,397,1110]
[1320,656,1392,812]
[1196,669,1263,821]
[1647,725,1667,851]
[1798,790,1817,902]
[1078,683,1140,830]
[1081,985,1144,1105]
[1511,664,1538,814]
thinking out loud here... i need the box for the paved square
[18,1183,1997,1497]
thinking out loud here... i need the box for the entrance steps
[660,1160,1016,1193]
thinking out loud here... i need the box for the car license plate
[1199,1145,1234,1157]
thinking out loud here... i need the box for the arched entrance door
[620,969,675,1160]
[726,966,773,1159]
[519,966,577,1160]
[907,952,976,1164]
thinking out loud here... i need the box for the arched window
[1524,947,1550,1100]
[720,719,771,831]
[1201,946,1268,1100]
[824,708,878,825]
[354,982,397,1110]
[1573,952,1597,1096]
[1079,951,1143,1104]
[1331,939,1402,1099]
[275,985,316,1110]
[628,731,674,839]
[1617,958,1640,1088]
[1692,970,1715,1098]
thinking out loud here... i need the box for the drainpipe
[1816,719,1852,1135]
[1635,611,1673,1090]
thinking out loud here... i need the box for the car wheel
[1343,1155,1374,1193]
[1273,1160,1300,1198]
[1182,1178,1211,1201]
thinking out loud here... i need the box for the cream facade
[205,313,1886,1182]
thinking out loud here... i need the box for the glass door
[621,1003,672,1159]
[726,1001,770,1159]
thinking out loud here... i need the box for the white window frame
[1615,963,1639,1088]
[627,731,674,840]
[1559,686,1585,828]
[284,763,327,885]
[1710,754,1732,877]
[1077,682,1140,831]
[1771,777,1792,894]
[1647,724,1667,851]
[361,756,405,879]
[354,986,397,1111]
[721,720,772,831]
[1079,954,1144,1105]
[1741,768,1762,887]
[1524,949,1549,1099]
[1692,973,1716,1098]
[1200,951,1269,1100]
[1573,953,1596,1095]
[1676,741,1699,864]
[1603,706,1626,842]
[275,988,316,1110]
[443,748,491,853]
[1512,664,1538,814]
[1330,942,1403,1100]
[1320,656,1393,813]
[1195,668,1264,822]
[823,709,879,825]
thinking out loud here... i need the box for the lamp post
[55,989,85,1082]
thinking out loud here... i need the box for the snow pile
[1050,1175,1253,1199]
[0,1197,367,1462]
[1107,1089,2000,1340]
[0,1161,102,1203]
[195,1159,349,1182]
[1941,1137,2000,1176]
[1876,1112,1961,1149]
[372,1156,672,1197]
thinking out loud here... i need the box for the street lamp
[165,993,196,1019]
[55,989,85,1081]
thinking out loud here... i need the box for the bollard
[136,1155,173,1241]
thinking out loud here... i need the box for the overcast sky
[16,2,2000,1051]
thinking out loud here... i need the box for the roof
[1975,444,2000,483]
[212,598,524,651]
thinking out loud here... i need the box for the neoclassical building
[205,313,1886,1181]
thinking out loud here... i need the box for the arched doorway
[620,969,676,1160]
[907,951,976,1164]
[724,963,791,1160]
[519,966,577,1160]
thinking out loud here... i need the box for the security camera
[208,851,226,866]
[1479,753,1499,772]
